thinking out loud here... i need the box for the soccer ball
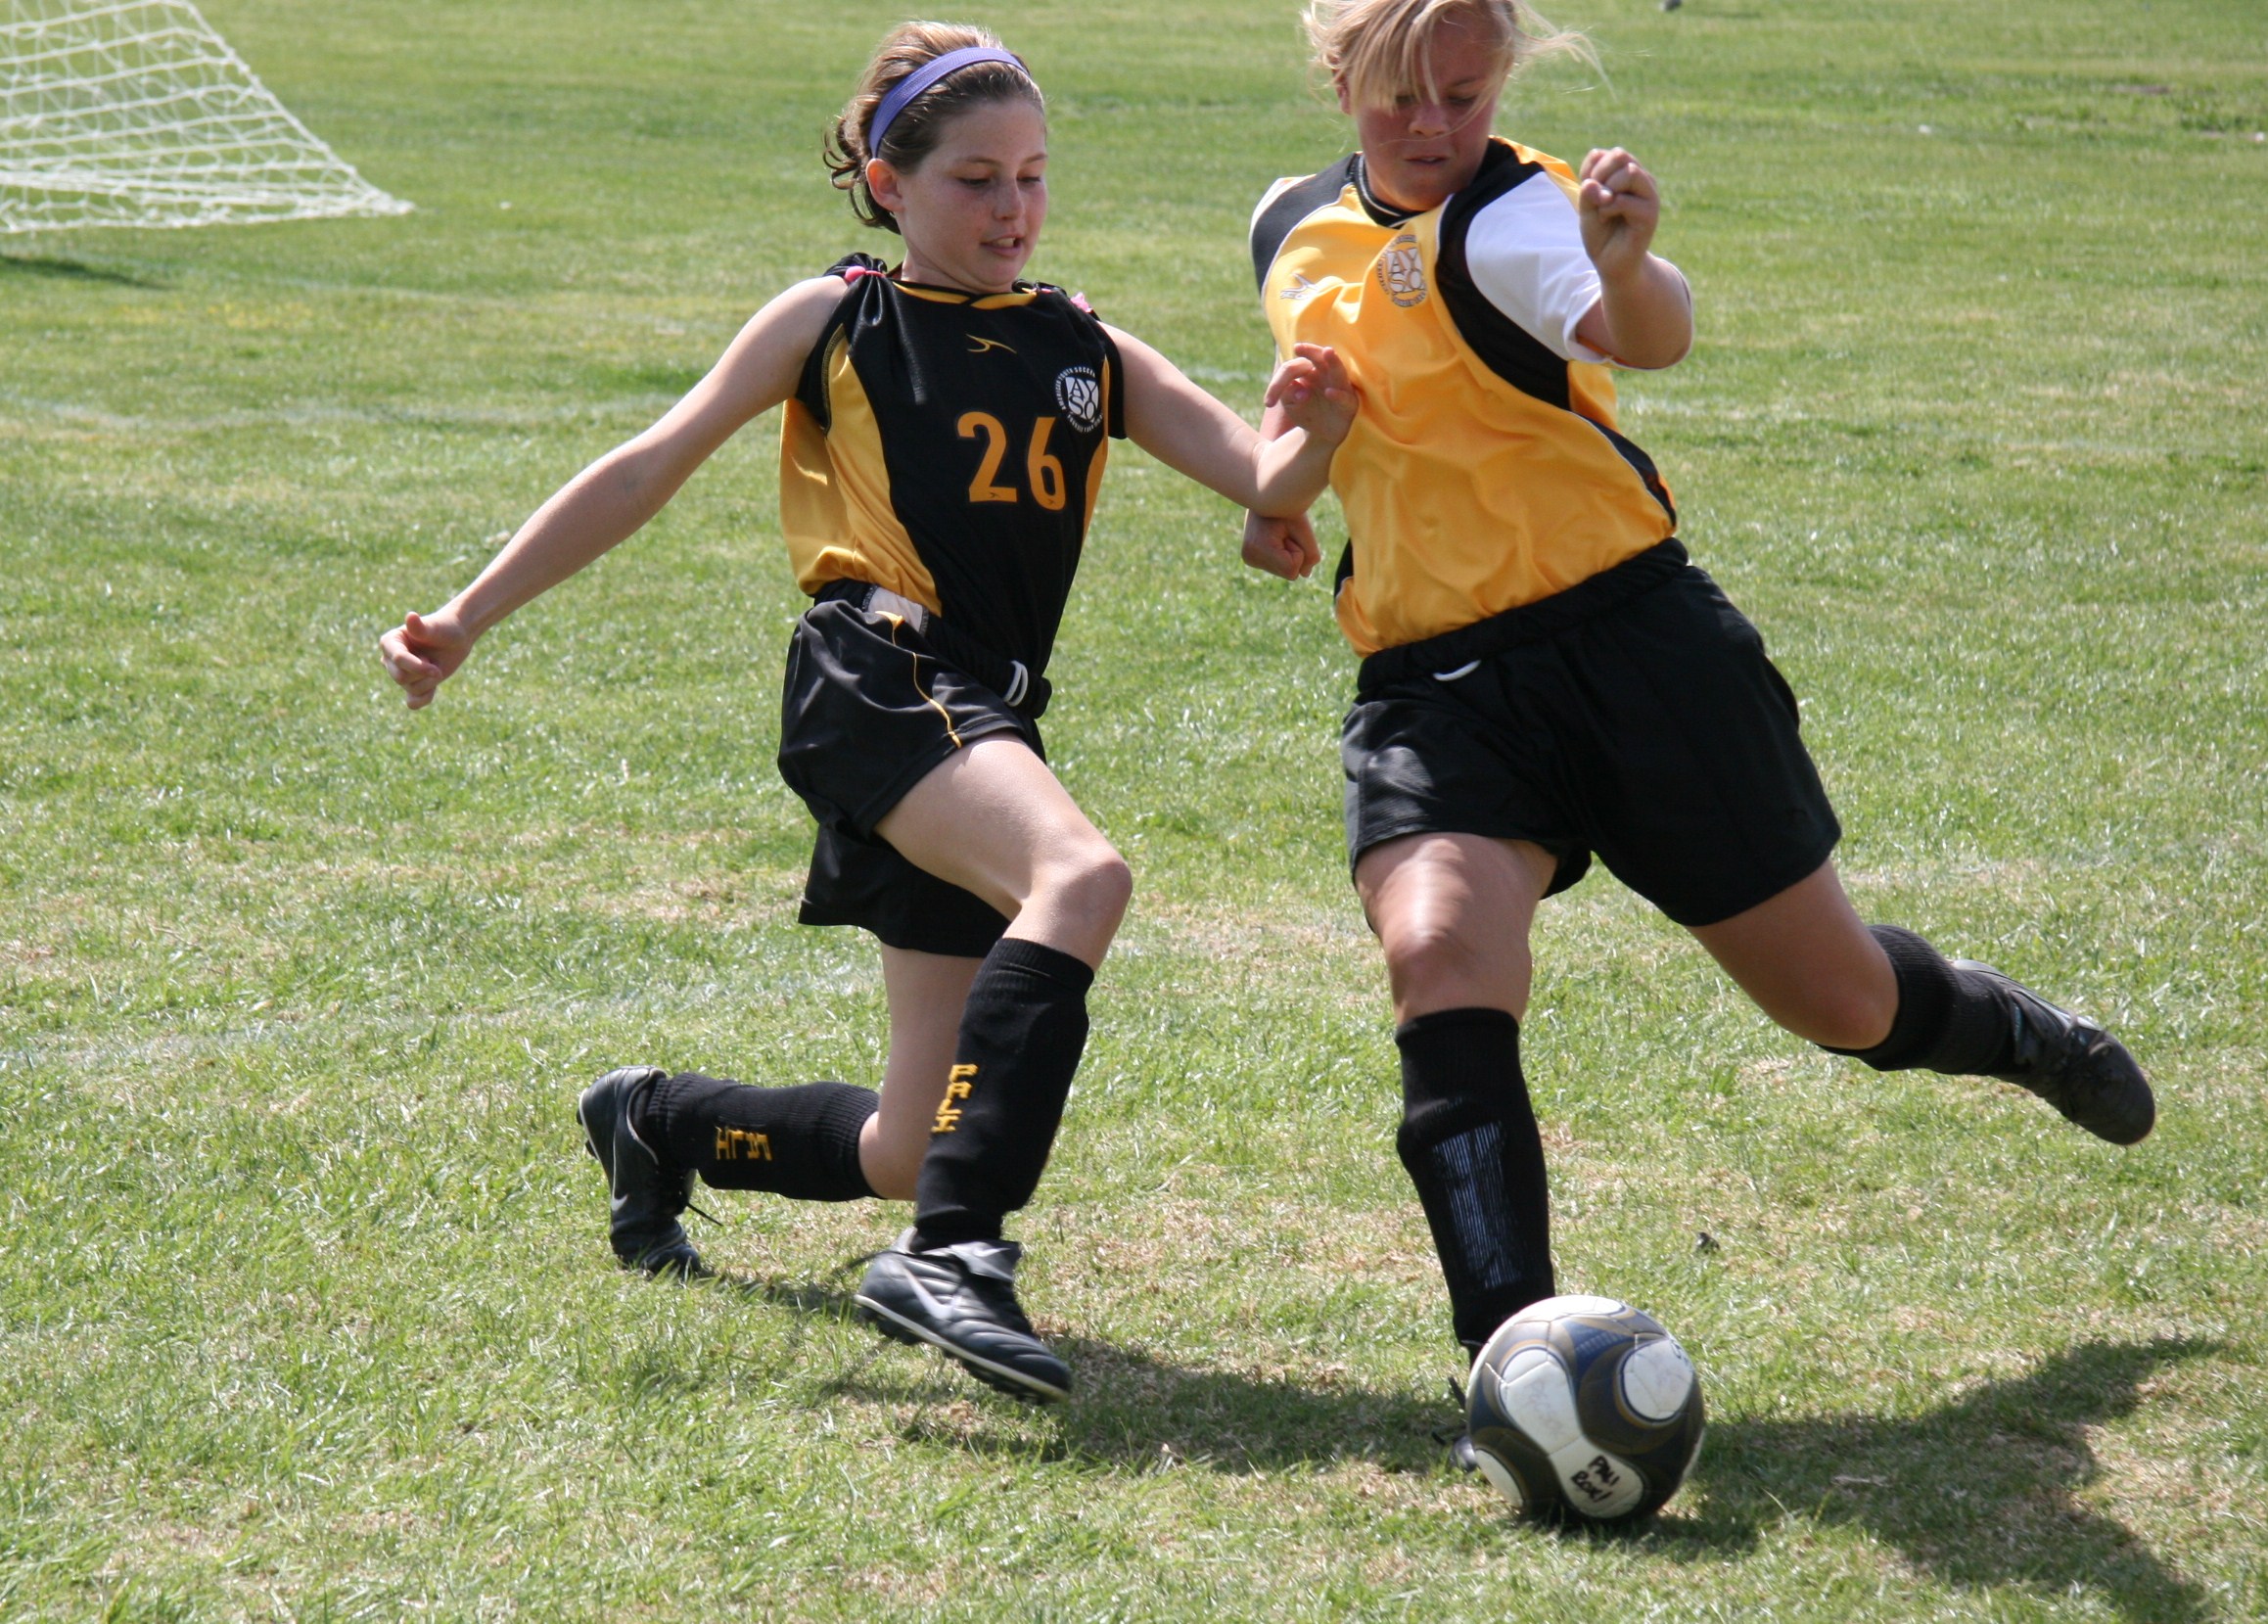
[1464,1294,1704,1522]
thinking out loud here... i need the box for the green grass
[3,0,2265,1617]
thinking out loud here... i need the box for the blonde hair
[822,22,1043,234]
[1303,0,1593,110]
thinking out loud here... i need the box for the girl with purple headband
[380,22,1352,1402]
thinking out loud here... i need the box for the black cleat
[1439,1374,1480,1471]
[1954,961,2155,1144]
[856,1230,1070,1403]
[578,1066,708,1276]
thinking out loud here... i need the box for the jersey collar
[1352,138,1519,226]
[888,272,1042,310]
[1350,155,1415,227]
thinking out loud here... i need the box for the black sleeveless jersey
[778,254,1126,677]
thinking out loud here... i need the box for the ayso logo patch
[1376,233,1427,307]
[1054,364,1102,433]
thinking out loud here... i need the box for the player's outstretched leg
[1856,931,2154,1143]
[856,938,1091,1402]
[578,1066,708,1277]
[1692,866,2153,1144]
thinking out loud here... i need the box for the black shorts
[777,596,1037,957]
[1341,550,1840,928]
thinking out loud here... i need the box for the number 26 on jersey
[958,412,1067,512]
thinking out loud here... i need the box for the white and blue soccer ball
[1465,1294,1705,1522]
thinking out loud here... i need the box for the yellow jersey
[1252,139,1676,655]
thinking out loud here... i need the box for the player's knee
[1781,977,1898,1050]
[1381,919,1521,1008]
[1041,840,1132,931]
[1080,847,1134,928]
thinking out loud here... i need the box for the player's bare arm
[1237,397,1324,581]
[1103,325,1354,518]
[379,274,845,708]
[1570,147,1692,371]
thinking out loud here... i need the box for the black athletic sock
[638,1073,877,1201]
[911,938,1094,1248]
[1823,925,2014,1075]
[1395,1007,1556,1356]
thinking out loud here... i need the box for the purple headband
[868,46,1025,155]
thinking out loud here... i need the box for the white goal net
[0,0,409,233]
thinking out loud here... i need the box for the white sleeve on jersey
[1462,171,1609,364]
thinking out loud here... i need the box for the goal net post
[1,0,410,234]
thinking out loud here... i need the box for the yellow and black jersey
[1252,139,1677,656]
[780,253,1126,676]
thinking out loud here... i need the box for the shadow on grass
[1653,1336,2217,1624]
[724,1265,1452,1472]
[725,1269,2210,1621]
[0,251,166,287]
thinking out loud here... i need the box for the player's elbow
[1617,335,1691,371]
[1606,309,1692,370]
[591,437,655,497]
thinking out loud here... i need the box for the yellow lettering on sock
[932,1104,963,1135]
[713,1127,773,1162]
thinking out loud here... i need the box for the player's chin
[1389,164,1455,209]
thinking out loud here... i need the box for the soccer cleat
[578,1066,708,1277]
[856,1230,1071,1403]
[1953,961,2155,1144]
[1438,1374,1481,1472]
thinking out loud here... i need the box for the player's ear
[1332,72,1354,116]
[865,157,903,218]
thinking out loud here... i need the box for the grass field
[4,0,2265,1617]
